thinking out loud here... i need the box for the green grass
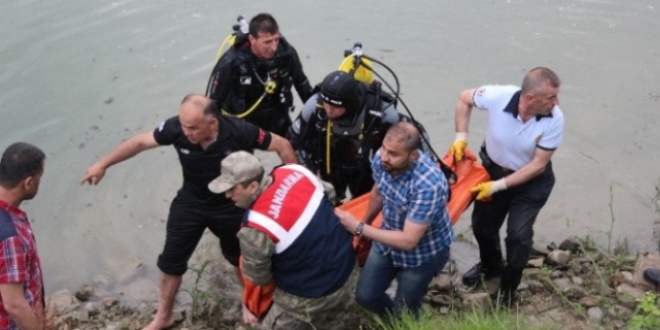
[367,307,556,330]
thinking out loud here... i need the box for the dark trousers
[472,146,555,294]
[157,198,244,275]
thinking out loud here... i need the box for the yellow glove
[449,132,468,161]
[470,179,507,201]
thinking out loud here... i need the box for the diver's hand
[470,179,507,201]
[449,132,468,161]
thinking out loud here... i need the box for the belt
[479,143,515,174]
[493,163,515,175]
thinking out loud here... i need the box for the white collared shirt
[473,85,564,171]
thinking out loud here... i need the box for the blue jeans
[355,247,450,318]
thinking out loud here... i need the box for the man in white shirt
[449,67,564,306]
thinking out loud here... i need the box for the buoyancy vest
[245,164,355,298]
[310,83,396,171]
[217,37,300,117]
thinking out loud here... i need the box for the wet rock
[610,320,627,330]
[550,270,565,279]
[579,296,600,308]
[558,237,581,254]
[47,289,80,315]
[621,271,634,284]
[75,284,94,302]
[527,258,545,268]
[574,261,593,275]
[78,309,90,322]
[550,274,586,299]
[571,276,584,286]
[462,293,491,310]
[547,250,571,266]
[562,285,587,300]
[527,280,545,293]
[103,296,119,308]
[597,285,616,297]
[430,294,452,306]
[83,301,100,317]
[608,304,633,319]
[430,273,453,292]
[587,306,604,323]
[553,278,573,292]
[616,283,645,300]
[523,268,543,280]
[610,271,629,288]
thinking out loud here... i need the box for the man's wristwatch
[352,222,365,238]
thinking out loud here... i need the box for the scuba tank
[214,15,248,63]
[336,42,457,185]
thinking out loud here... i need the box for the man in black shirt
[207,13,313,136]
[81,94,296,330]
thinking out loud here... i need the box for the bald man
[82,94,296,330]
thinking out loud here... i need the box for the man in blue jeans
[335,122,454,318]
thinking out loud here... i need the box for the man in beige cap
[209,151,356,330]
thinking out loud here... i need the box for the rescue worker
[208,13,313,136]
[287,70,430,204]
[209,151,357,329]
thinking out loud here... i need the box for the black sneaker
[462,262,504,286]
[644,268,660,287]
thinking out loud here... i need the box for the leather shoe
[644,268,660,287]
[462,262,503,286]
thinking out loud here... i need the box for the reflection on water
[1,0,659,292]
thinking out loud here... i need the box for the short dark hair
[249,13,279,38]
[385,122,421,153]
[521,67,561,95]
[0,142,45,189]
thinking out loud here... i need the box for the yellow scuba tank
[215,15,249,64]
[338,43,374,85]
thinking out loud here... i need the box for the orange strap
[240,257,276,318]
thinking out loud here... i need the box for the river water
[1,0,659,293]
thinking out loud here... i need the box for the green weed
[629,292,660,329]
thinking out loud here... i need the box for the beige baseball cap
[208,151,264,194]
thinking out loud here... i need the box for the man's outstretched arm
[80,131,160,185]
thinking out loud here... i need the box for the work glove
[449,132,468,161]
[470,179,507,201]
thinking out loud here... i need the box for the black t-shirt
[153,114,272,209]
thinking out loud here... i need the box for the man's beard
[381,159,412,175]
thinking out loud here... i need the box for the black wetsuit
[208,37,313,136]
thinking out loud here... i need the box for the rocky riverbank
[44,236,660,330]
